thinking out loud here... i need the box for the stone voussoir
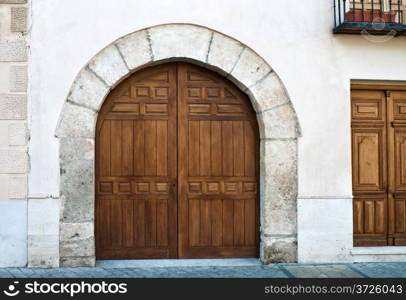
[116,30,152,70]
[148,24,212,63]
[68,68,109,112]
[230,47,271,90]
[247,71,290,113]
[88,44,129,87]
[207,32,244,75]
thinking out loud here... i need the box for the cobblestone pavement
[0,262,405,278]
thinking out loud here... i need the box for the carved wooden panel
[393,195,406,245]
[186,180,257,197]
[178,63,259,258]
[394,130,406,192]
[103,67,173,120]
[394,198,406,234]
[97,179,170,197]
[351,90,385,122]
[353,197,386,234]
[353,196,387,246]
[352,128,385,192]
[392,92,406,121]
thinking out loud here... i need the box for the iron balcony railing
[333,0,406,35]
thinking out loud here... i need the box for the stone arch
[55,23,301,267]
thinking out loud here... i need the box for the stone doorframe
[55,24,301,267]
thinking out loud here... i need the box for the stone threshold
[97,258,261,268]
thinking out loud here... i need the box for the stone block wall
[0,0,28,267]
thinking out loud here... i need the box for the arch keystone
[148,24,212,63]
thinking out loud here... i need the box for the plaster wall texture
[20,0,406,265]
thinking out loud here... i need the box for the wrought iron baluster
[361,0,365,22]
[398,0,401,23]
[343,0,347,22]
[372,0,375,22]
[389,0,393,23]
[380,0,383,19]
[334,0,337,27]
[338,0,342,24]
[353,0,356,21]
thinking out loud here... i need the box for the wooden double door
[352,88,406,246]
[95,63,259,259]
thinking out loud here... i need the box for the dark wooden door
[96,63,259,259]
[351,88,406,246]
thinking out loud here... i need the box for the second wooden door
[95,63,259,259]
[352,88,406,246]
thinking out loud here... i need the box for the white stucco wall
[26,0,406,264]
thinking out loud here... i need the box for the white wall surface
[0,200,27,267]
[298,198,353,263]
[27,0,406,263]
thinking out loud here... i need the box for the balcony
[333,0,406,36]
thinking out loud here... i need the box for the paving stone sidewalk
[0,262,405,278]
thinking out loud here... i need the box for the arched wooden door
[95,62,259,259]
